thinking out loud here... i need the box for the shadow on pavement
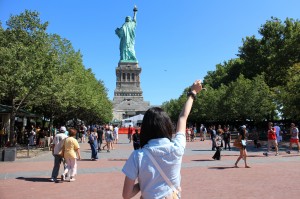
[222,154,264,158]
[16,177,51,182]
[192,150,216,152]
[208,166,235,170]
[191,159,215,162]
[108,158,127,161]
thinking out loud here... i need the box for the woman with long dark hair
[234,125,250,168]
[122,80,203,199]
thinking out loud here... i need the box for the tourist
[223,125,231,150]
[212,130,223,160]
[89,128,98,161]
[122,80,203,199]
[234,125,250,168]
[97,126,104,152]
[61,128,81,182]
[200,124,207,141]
[263,122,279,156]
[186,127,191,142]
[132,128,140,150]
[113,125,119,144]
[210,125,217,151]
[104,125,113,152]
[28,125,36,146]
[286,123,299,154]
[50,126,68,182]
[128,125,133,143]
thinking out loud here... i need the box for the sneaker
[69,177,76,182]
[286,150,291,154]
[61,174,65,181]
[107,150,110,152]
[50,178,55,182]
[263,152,268,156]
[275,153,279,156]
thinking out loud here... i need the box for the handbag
[144,150,180,199]
[58,138,66,157]
[233,138,242,149]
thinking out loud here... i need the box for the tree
[0,10,54,145]
[238,17,300,87]
[278,63,300,120]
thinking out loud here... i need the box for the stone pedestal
[112,62,150,120]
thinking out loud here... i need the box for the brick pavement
[0,135,300,199]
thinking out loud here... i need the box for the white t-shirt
[291,127,299,139]
[52,133,68,155]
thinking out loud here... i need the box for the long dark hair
[140,107,174,148]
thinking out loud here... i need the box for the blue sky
[1,0,300,106]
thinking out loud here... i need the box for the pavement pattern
[0,135,300,199]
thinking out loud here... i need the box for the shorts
[268,139,278,146]
[290,138,299,144]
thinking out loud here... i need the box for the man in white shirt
[50,126,68,182]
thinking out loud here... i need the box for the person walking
[263,122,279,156]
[89,128,98,161]
[113,125,119,144]
[104,126,113,152]
[50,126,68,182]
[128,125,133,143]
[61,128,81,182]
[122,80,203,199]
[234,125,250,168]
[212,131,223,160]
[286,123,299,154]
[210,125,217,151]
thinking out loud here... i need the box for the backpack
[89,134,94,142]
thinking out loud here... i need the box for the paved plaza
[0,135,300,199]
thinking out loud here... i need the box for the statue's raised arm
[133,5,138,22]
[115,6,138,62]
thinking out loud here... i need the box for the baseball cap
[60,126,66,132]
[241,125,246,129]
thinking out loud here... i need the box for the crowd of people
[44,109,299,186]
[7,79,296,199]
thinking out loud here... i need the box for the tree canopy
[0,10,112,144]
[162,17,300,124]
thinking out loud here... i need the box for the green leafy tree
[0,10,54,144]
[238,17,300,87]
[278,63,300,120]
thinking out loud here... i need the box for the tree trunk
[9,103,17,147]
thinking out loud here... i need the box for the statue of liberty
[115,6,138,62]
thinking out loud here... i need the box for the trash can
[0,149,4,161]
[3,147,16,161]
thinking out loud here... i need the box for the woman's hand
[190,80,203,94]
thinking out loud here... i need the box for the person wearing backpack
[89,128,98,160]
